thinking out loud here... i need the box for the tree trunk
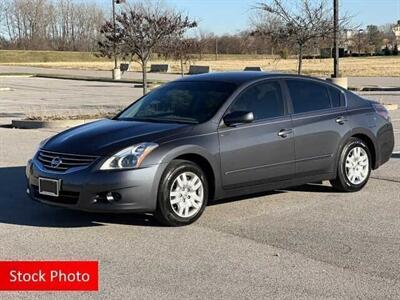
[297,44,303,75]
[142,60,148,95]
[180,55,184,77]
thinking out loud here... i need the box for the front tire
[330,137,371,192]
[155,160,208,226]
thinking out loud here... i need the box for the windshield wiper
[158,118,199,124]
[118,117,198,124]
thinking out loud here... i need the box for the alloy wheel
[344,146,369,185]
[169,171,204,218]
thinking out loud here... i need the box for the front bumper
[26,158,165,213]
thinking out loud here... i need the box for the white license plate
[38,178,60,197]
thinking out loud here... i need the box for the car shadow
[1,166,339,228]
[283,183,338,193]
[391,152,400,159]
[0,166,160,228]
[210,182,337,206]
[208,190,284,206]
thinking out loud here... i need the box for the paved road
[1,76,400,118]
[0,65,181,82]
[1,65,400,88]
[0,125,400,299]
[1,76,399,151]
[348,77,400,88]
[358,91,400,152]
[1,66,400,299]
[0,77,142,125]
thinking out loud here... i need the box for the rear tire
[330,137,371,192]
[155,160,208,226]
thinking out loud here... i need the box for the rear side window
[328,86,344,107]
[230,81,284,120]
[286,80,331,114]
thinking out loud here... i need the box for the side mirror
[223,111,254,127]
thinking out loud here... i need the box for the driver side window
[230,81,284,121]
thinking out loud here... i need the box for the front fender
[141,133,223,199]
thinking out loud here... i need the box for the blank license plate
[39,178,60,197]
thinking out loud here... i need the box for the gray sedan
[26,72,394,226]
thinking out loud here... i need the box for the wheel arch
[351,133,377,169]
[158,145,219,201]
[336,129,379,171]
[173,153,216,201]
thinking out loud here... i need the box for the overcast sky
[95,0,400,35]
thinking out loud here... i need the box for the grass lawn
[1,50,400,77]
[0,50,107,63]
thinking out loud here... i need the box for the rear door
[284,79,349,177]
[218,80,295,188]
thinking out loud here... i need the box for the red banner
[0,261,98,291]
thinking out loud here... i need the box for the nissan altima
[26,72,395,226]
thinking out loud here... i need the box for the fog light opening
[106,192,121,202]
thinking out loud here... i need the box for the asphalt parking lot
[0,76,142,123]
[1,76,400,299]
[1,126,400,299]
[1,76,400,151]
[1,76,400,119]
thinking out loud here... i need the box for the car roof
[176,71,277,85]
[176,71,328,86]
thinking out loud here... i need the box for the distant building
[393,20,400,43]
[343,29,354,41]
[320,21,400,57]
[343,29,355,53]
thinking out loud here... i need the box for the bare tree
[0,0,104,51]
[255,0,349,74]
[366,25,384,53]
[350,29,368,55]
[160,37,198,76]
[0,0,6,41]
[251,9,289,55]
[97,20,126,61]
[196,30,215,60]
[102,2,197,94]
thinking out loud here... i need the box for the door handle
[278,128,293,138]
[335,116,347,125]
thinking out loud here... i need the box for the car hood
[43,119,192,156]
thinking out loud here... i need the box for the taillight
[372,103,391,121]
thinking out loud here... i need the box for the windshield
[117,81,237,124]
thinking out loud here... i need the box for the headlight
[100,143,158,170]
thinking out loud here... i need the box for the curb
[0,72,167,85]
[348,87,359,91]
[360,86,400,92]
[34,74,166,85]
[0,74,34,78]
[383,103,398,111]
[11,119,99,129]
[134,83,162,89]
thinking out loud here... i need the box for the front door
[218,80,295,188]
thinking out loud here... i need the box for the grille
[32,185,79,205]
[37,150,99,171]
